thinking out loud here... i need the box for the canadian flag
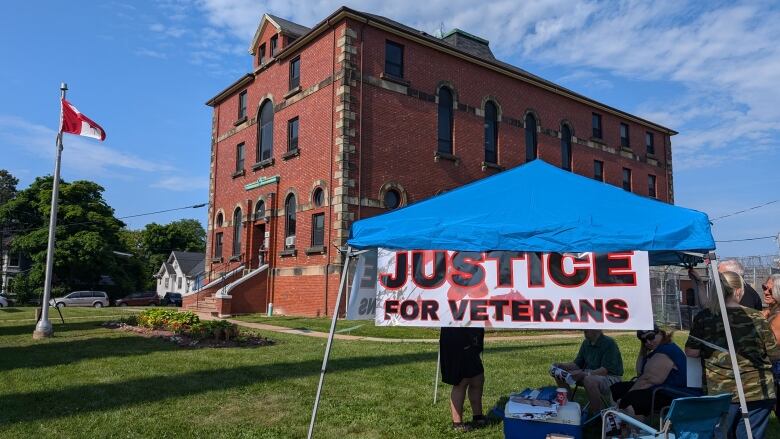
[60,99,106,141]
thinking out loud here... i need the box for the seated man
[553,329,624,414]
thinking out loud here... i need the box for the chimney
[442,28,495,60]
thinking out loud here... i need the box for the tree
[0,176,139,301]
[123,219,206,290]
[0,170,18,207]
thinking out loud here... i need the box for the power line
[711,199,779,222]
[2,203,207,234]
[715,235,777,243]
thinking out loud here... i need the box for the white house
[1,236,26,296]
[154,251,205,296]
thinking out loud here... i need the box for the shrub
[138,309,199,330]
[135,310,237,340]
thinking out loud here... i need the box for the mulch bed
[101,322,274,348]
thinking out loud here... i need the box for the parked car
[50,291,109,308]
[115,291,160,307]
[0,294,8,307]
[160,292,182,307]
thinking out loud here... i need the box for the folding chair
[650,356,705,425]
[601,393,731,439]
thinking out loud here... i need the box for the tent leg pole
[433,346,441,404]
[710,259,753,439]
[307,246,353,439]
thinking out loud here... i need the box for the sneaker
[472,415,487,428]
[452,422,472,432]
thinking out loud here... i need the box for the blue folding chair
[601,394,731,439]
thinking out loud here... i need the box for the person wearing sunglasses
[609,324,687,421]
[762,274,780,419]
[686,271,780,439]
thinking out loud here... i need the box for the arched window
[525,113,537,162]
[484,101,498,164]
[437,88,453,154]
[285,194,296,242]
[254,200,265,220]
[257,100,274,162]
[561,124,572,171]
[384,189,401,209]
[215,212,224,227]
[232,208,242,256]
[312,188,324,207]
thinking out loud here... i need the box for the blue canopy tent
[308,160,753,438]
[348,160,714,263]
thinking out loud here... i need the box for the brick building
[183,7,677,317]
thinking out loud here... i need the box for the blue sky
[1,0,779,258]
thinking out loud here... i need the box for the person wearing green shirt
[554,329,624,415]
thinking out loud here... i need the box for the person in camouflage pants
[686,271,780,439]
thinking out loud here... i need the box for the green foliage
[0,176,139,299]
[136,309,237,340]
[0,169,18,207]
[189,320,239,340]
[123,219,206,290]
[137,309,200,331]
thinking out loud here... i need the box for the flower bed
[103,309,273,348]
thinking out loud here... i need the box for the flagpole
[33,82,67,339]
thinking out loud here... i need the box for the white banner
[346,249,378,320]
[374,249,653,329]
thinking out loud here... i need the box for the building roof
[170,251,206,277]
[248,13,311,56]
[267,13,311,37]
[211,6,677,135]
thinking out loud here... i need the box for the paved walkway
[195,312,637,343]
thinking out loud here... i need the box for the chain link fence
[649,255,779,330]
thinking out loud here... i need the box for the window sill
[283,86,302,99]
[280,248,297,257]
[210,257,223,263]
[229,255,241,262]
[646,152,657,159]
[380,72,410,87]
[282,148,300,160]
[232,169,245,178]
[620,146,632,152]
[434,151,460,164]
[481,161,504,171]
[233,116,248,127]
[589,136,605,144]
[305,245,326,255]
[252,158,275,170]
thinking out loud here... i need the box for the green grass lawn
[1,307,778,438]
[234,314,571,339]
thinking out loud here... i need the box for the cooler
[503,401,582,439]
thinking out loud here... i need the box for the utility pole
[33,82,67,339]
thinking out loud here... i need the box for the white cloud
[0,115,174,175]
[151,176,209,191]
[135,48,168,59]
[194,1,780,171]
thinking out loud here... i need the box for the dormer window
[270,35,278,57]
[259,43,266,65]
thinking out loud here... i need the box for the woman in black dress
[440,326,486,431]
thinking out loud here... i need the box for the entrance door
[251,223,266,268]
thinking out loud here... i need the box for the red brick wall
[228,269,270,314]
[206,14,675,316]
[355,24,669,207]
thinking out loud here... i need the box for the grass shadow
[0,308,24,313]
[0,333,178,372]
[0,320,107,338]
[0,342,566,425]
